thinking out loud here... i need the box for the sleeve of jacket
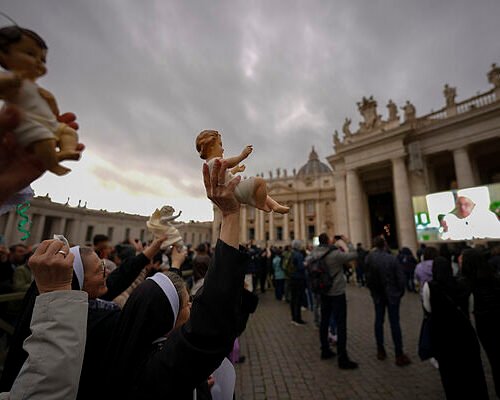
[138,239,247,399]
[336,244,358,264]
[8,291,88,400]
[101,253,150,300]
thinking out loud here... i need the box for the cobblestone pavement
[235,285,496,400]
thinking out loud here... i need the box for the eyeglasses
[100,259,106,279]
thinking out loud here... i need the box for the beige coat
[0,290,88,400]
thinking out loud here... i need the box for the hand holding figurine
[196,130,289,214]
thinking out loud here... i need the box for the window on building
[191,233,195,244]
[184,232,187,242]
[276,226,283,241]
[85,225,94,243]
[140,229,145,242]
[249,228,255,240]
[308,225,315,240]
[124,228,130,240]
[42,216,56,241]
[306,200,315,216]
[107,227,114,241]
[199,233,202,244]
[265,231,269,241]
[290,231,295,240]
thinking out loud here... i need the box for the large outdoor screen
[412,183,500,242]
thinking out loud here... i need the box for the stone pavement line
[235,286,496,400]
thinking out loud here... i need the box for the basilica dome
[297,147,332,177]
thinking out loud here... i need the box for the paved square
[235,285,496,399]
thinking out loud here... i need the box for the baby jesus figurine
[146,205,184,250]
[195,130,289,214]
[0,26,80,175]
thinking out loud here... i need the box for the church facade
[0,196,211,248]
[213,64,500,251]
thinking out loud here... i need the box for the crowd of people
[1,76,500,399]
[237,234,500,399]
[0,98,260,399]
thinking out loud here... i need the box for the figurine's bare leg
[29,139,70,176]
[253,178,272,212]
[56,125,80,161]
[265,196,290,214]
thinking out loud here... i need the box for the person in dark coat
[366,237,410,366]
[423,256,489,400]
[106,159,255,399]
[397,247,417,293]
[461,248,500,398]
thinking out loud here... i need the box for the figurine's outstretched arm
[225,145,253,168]
[38,87,60,116]
[160,210,182,223]
[230,165,246,175]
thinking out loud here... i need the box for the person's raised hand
[28,239,75,293]
[143,234,169,260]
[203,159,240,217]
[0,106,85,205]
[171,245,187,268]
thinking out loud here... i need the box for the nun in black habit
[104,160,257,399]
[425,256,489,399]
[105,241,257,399]
[0,237,165,394]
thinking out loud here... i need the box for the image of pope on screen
[437,187,500,240]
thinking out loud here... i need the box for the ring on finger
[57,250,67,256]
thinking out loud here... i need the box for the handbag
[418,311,433,361]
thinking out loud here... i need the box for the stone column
[293,203,300,240]
[453,147,475,189]
[346,169,365,246]
[269,212,274,241]
[392,157,418,252]
[283,214,289,242]
[240,206,247,243]
[258,210,265,244]
[315,200,321,236]
[299,202,306,240]
[32,214,46,244]
[53,217,66,236]
[69,219,82,244]
[334,172,349,237]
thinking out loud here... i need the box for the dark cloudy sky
[3,0,500,221]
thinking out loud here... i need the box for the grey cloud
[4,0,500,202]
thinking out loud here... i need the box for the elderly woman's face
[456,196,474,218]
[82,251,108,299]
[174,288,191,329]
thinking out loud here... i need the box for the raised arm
[135,159,248,398]
[224,145,253,169]
[102,234,168,300]
[7,240,88,400]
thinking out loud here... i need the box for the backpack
[307,247,335,295]
[282,251,294,278]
